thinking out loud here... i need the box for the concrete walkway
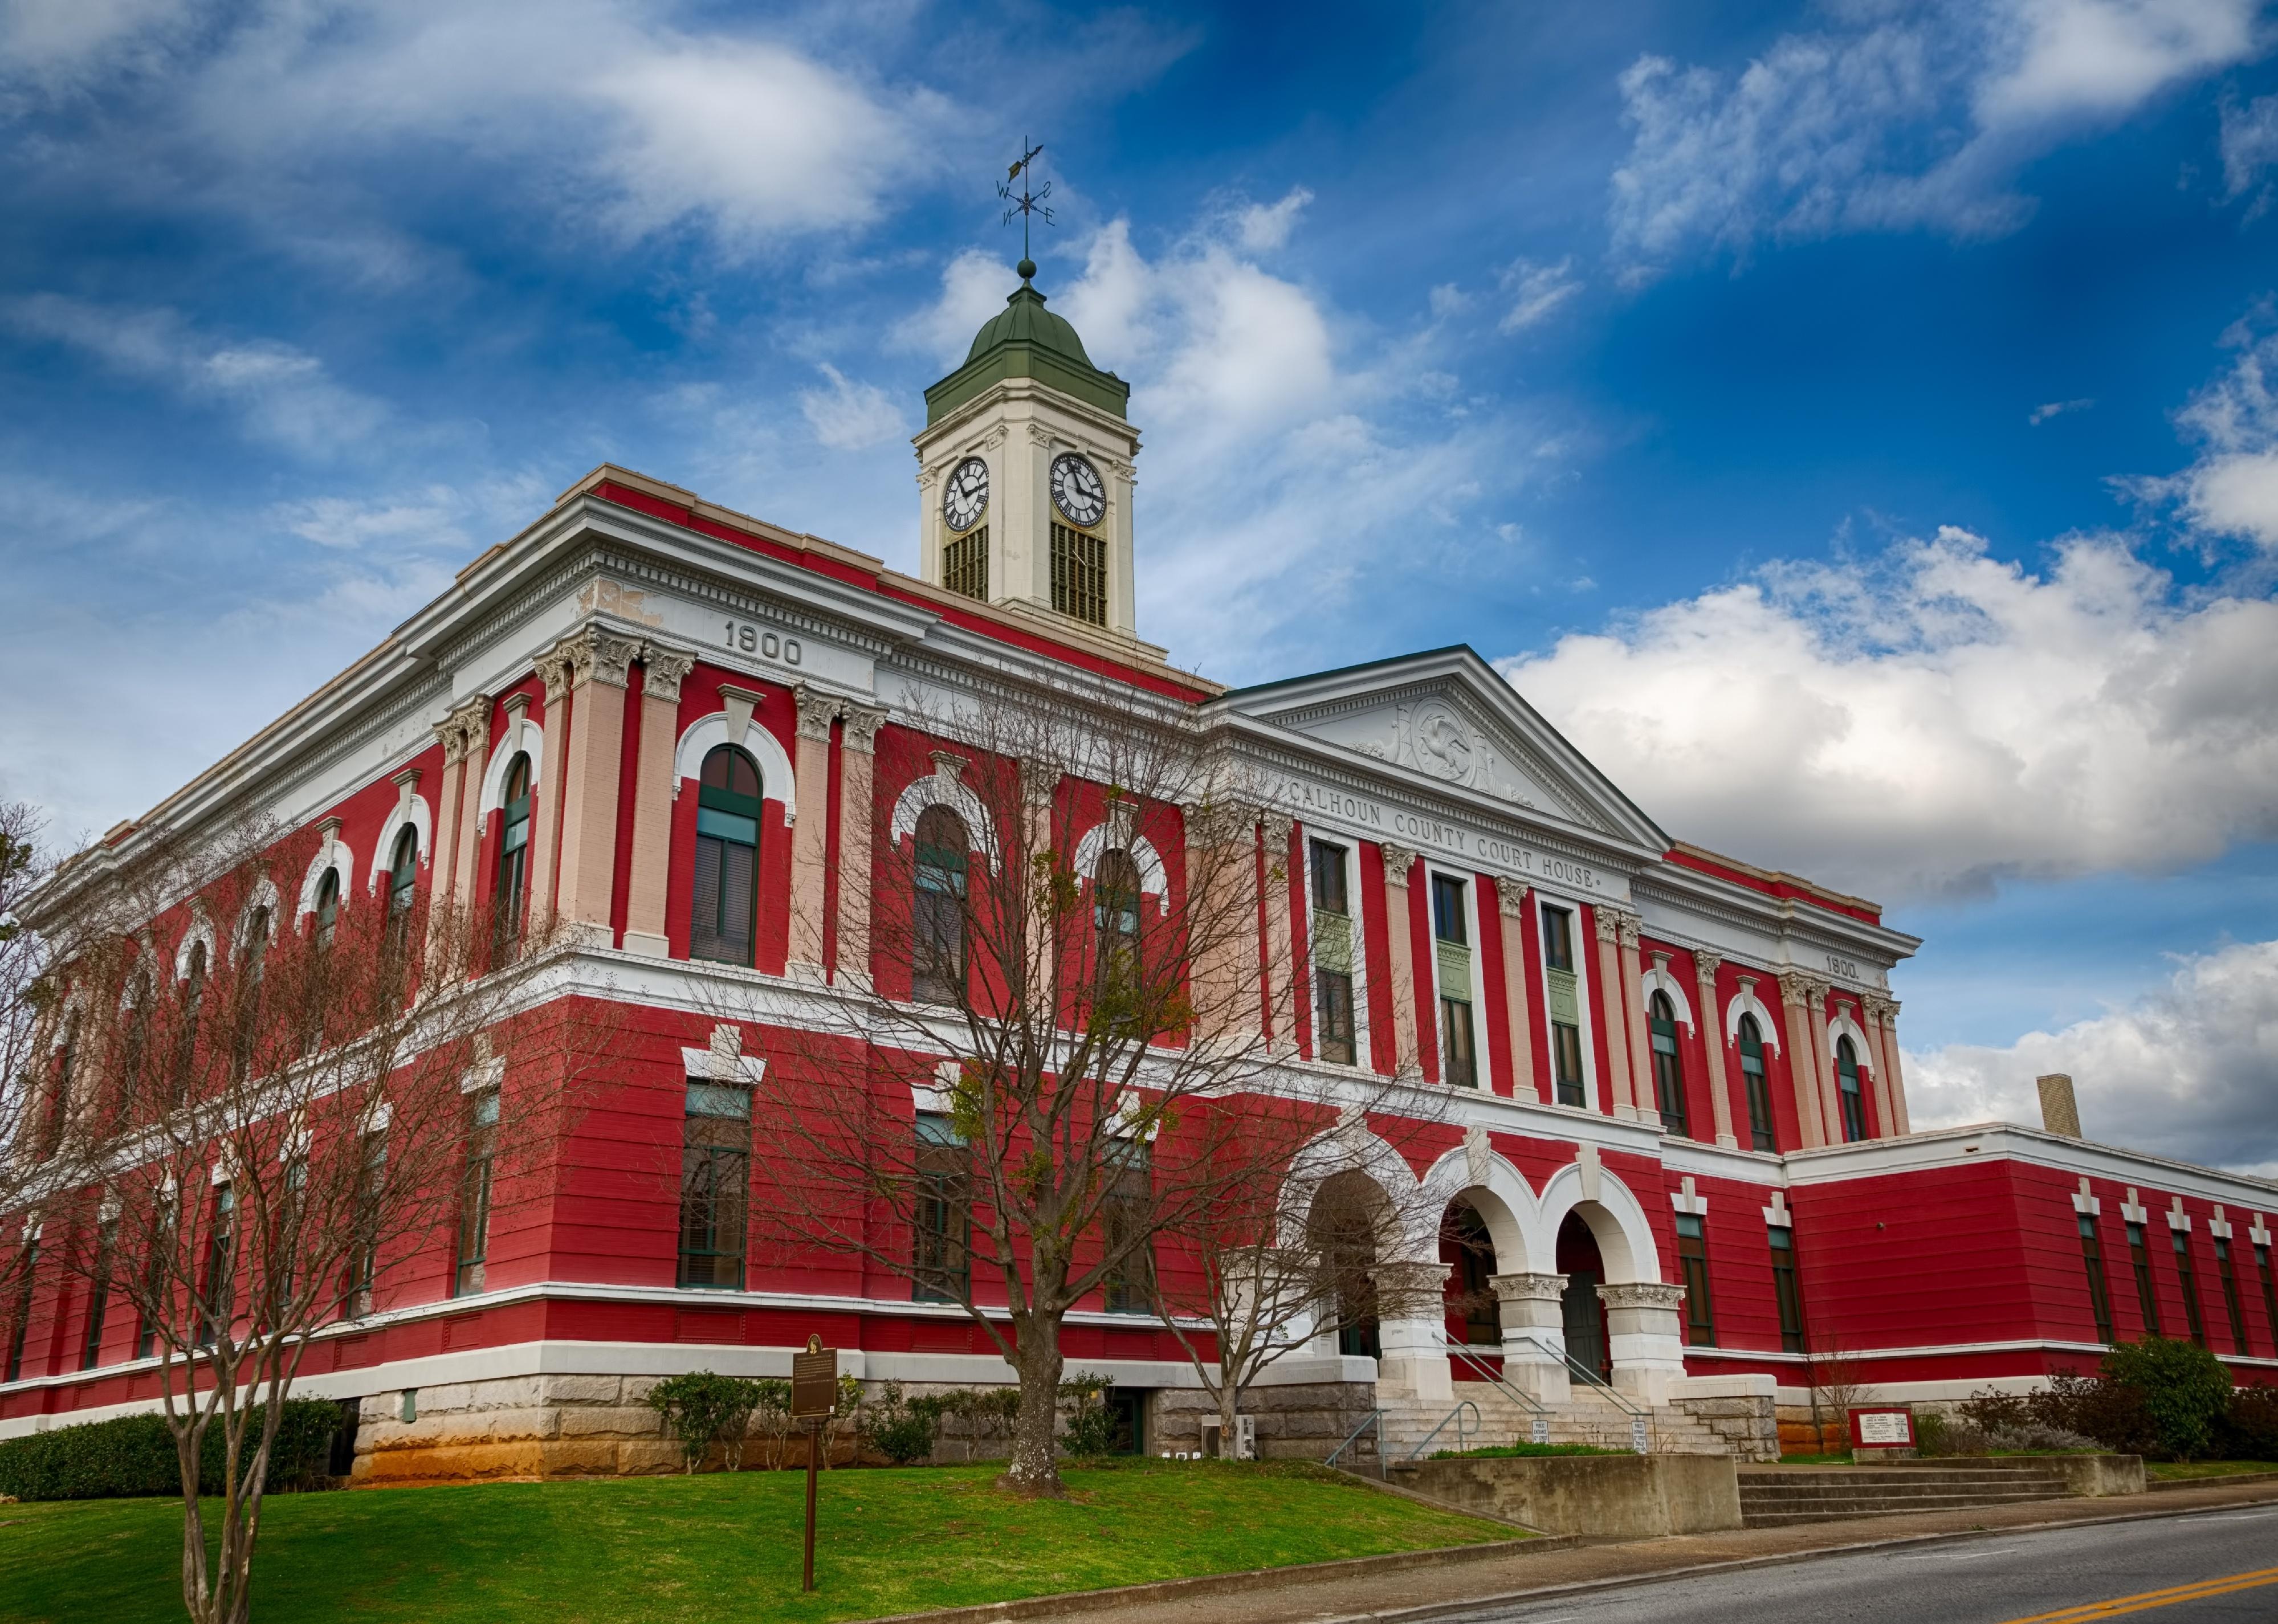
[1037,1476,2278,1624]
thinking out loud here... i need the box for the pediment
[1220,646,1668,851]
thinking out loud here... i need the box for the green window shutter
[1311,909,1352,975]
[1546,966,1580,1025]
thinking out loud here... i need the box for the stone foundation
[1668,1382,1780,1462]
[350,1372,1381,1483]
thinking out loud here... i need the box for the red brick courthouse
[9,273,2275,1477]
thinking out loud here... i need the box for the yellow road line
[1998,1565,2278,1622]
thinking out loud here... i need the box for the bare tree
[21,817,601,1624]
[722,677,1319,1497]
[1152,1102,1446,1459]
[0,799,59,1367]
[1804,1339,1875,1452]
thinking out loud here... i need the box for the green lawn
[0,1459,1514,1624]
[2146,1460,2278,1480]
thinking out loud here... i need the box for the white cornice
[1784,1120,2278,1204]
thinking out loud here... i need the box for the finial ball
[1017,258,1037,282]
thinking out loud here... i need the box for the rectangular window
[943,525,988,602]
[2128,1222,2161,1336]
[82,1217,117,1370]
[1649,1005,1689,1140]
[1101,1138,1155,1315]
[199,1186,235,1349]
[1315,968,1356,1066]
[1431,875,1468,944]
[691,810,759,966]
[1440,997,1477,1088]
[1541,905,1586,1108]
[1768,1226,1804,1353]
[1310,840,1349,915]
[913,1112,971,1304]
[2260,1244,2278,1357]
[1049,522,1107,626]
[4,1239,34,1382]
[678,1081,751,1290]
[2217,1235,2248,1353]
[453,1091,500,1297]
[2078,1213,2115,1344]
[1675,1213,1714,1346]
[2173,1227,2206,1346]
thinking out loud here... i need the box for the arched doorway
[1307,1170,1383,1359]
[1440,1199,1500,1348]
[1556,1212,1611,1380]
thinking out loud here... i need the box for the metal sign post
[792,1335,838,1594]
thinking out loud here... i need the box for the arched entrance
[1440,1199,1501,1348]
[1307,1170,1383,1359]
[1556,1211,1611,1381]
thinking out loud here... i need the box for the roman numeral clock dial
[942,456,989,532]
[1049,452,1106,528]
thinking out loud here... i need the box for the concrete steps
[1737,1464,2079,1528]
[1372,1382,1731,1460]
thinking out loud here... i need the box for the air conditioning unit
[1200,1415,1257,1460]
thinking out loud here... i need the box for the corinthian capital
[1778,969,1828,1007]
[1692,946,1723,980]
[1379,843,1420,886]
[549,623,641,691]
[793,683,841,743]
[1260,812,1294,848]
[1496,878,1530,918]
[638,642,696,704]
[840,700,888,755]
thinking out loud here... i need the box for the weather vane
[999,139,1053,277]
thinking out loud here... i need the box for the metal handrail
[1326,1408,1384,1476]
[1440,1335,1550,1417]
[1401,1399,1480,1463]
[1511,1335,1646,1417]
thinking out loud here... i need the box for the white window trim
[1071,824,1168,913]
[1640,961,1695,1032]
[1724,976,1783,1056]
[1423,863,1487,1088]
[366,796,434,897]
[1301,835,1370,1068]
[1533,891,1599,1115]
[672,713,796,816]
[298,837,358,923]
[477,714,545,820]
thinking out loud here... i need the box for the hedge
[0,1399,340,1501]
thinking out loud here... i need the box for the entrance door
[1102,1388,1146,1455]
[1556,1213,1611,1380]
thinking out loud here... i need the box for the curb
[1306,1486,2278,1623]
[859,1535,1582,1623]
[2148,1470,2278,1491]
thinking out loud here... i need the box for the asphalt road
[1442,1504,2278,1623]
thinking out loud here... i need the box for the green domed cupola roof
[923,263,1129,426]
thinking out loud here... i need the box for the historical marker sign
[1850,1406,1916,1449]
[793,1335,839,1418]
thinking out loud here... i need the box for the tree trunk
[1000,1312,1066,1497]
[1217,1381,1242,1460]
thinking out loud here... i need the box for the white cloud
[2222,91,2278,215]
[2030,396,2097,423]
[1609,0,2265,266]
[3,1,956,256]
[893,249,1018,370]
[1235,186,1313,252]
[797,362,906,451]
[0,0,183,88]
[268,486,472,550]
[2,294,388,456]
[2141,307,2278,548]
[1908,936,2278,1174]
[1498,256,1582,333]
[1499,525,2278,904]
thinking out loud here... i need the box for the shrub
[1058,1370,1119,1460]
[1984,1423,2101,1453]
[0,1401,340,1502]
[861,1382,940,1466]
[1959,1370,2158,1457]
[2214,1381,2278,1461]
[2102,1337,2232,1462]
[643,1371,765,1473]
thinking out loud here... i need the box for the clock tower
[914,260,1143,642]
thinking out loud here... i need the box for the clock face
[941,456,989,532]
[1049,452,1107,528]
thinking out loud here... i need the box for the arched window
[493,753,532,965]
[1093,847,1142,997]
[232,907,270,1078]
[912,805,969,1006]
[1836,1035,1867,1143]
[1649,990,1688,1139]
[388,828,418,922]
[692,745,762,966]
[1738,1014,1774,1152]
[314,870,341,950]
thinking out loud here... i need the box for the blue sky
[7,0,2278,1167]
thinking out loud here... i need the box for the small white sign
[1855,1410,1913,1446]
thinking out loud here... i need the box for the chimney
[2036,1074,2083,1139]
